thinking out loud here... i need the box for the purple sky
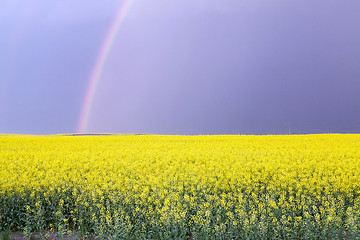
[1,0,360,135]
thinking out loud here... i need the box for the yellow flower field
[1,134,360,239]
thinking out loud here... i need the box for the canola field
[1,134,360,239]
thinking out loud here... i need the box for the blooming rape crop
[1,134,360,239]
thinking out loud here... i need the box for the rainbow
[77,0,135,133]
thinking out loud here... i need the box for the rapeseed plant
[0,134,360,239]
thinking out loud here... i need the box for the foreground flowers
[1,134,360,239]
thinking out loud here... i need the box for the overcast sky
[1,0,359,135]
